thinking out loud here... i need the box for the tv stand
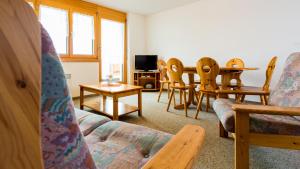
[133,71,160,91]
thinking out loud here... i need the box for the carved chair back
[262,56,278,91]
[226,58,245,68]
[167,58,185,87]
[157,59,169,81]
[196,57,220,91]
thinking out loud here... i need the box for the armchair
[0,1,205,169]
[213,53,300,169]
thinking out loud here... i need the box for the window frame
[38,0,99,62]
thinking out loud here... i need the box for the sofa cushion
[85,121,172,169]
[213,99,300,135]
[75,108,111,136]
[41,26,96,169]
[269,52,300,107]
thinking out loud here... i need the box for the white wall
[146,0,300,100]
[62,62,99,97]
[127,13,147,84]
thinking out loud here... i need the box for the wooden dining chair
[195,57,220,118]
[226,58,245,68]
[157,59,171,102]
[166,58,196,116]
[218,56,278,105]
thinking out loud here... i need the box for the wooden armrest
[232,104,300,116]
[142,125,205,169]
[216,89,269,95]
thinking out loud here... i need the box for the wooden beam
[250,133,300,150]
[142,125,205,169]
[0,0,43,169]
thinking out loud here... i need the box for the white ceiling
[85,0,200,15]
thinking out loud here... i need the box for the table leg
[80,87,84,110]
[113,96,119,121]
[138,90,142,116]
[187,73,195,106]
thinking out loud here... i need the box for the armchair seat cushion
[75,108,111,136]
[85,121,172,169]
[213,99,300,135]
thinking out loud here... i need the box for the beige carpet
[74,92,300,169]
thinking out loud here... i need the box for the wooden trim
[61,57,98,62]
[250,133,300,150]
[142,125,205,169]
[232,104,300,116]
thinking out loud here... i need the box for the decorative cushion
[269,52,300,107]
[85,121,172,169]
[213,99,300,135]
[75,108,111,136]
[41,26,96,169]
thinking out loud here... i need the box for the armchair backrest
[269,53,300,107]
[157,59,169,81]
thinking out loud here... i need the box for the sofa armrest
[142,125,205,169]
[232,104,300,116]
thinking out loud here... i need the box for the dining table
[174,66,259,110]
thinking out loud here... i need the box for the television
[135,55,158,71]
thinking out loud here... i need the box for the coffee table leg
[80,87,84,110]
[138,90,142,116]
[113,96,119,120]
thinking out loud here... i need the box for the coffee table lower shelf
[82,99,140,119]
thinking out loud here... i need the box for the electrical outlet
[65,74,71,79]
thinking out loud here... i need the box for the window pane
[73,13,94,55]
[101,19,125,81]
[40,5,68,54]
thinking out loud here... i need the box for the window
[73,13,95,55]
[40,5,69,55]
[101,19,125,81]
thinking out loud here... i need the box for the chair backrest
[167,58,185,86]
[196,57,220,91]
[0,1,43,168]
[262,56,278,91]
[157,59,169,81]
[226,58,245,68]
[269,53,300,107]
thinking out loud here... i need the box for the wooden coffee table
[79,83,143,120]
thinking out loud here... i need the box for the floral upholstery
[75,108,111,136]
[213,53,300,136]
[269,52,300,107]
[85,121,172,169]
[42,25,172,169]
[41,27,96,168]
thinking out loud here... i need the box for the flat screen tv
[135,55,158,71]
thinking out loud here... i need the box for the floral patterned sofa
[39,5,204,169]
[213,52,300,168]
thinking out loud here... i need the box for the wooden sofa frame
[0,1,205,169]
[231,104,300,169]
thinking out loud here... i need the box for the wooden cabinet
[134,71,160,91]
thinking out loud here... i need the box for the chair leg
[241,95,246,102]
[260,95,266,105]
[173,89,176,107]
[167,83,170,98]
[157,82,164,102]
[264,95,268,105]
[195,92,204,119]
[183,89,188,117]
[206,94,210,112]
[167,89,175,112]
[179,90,183,104]
[219,121,228,138]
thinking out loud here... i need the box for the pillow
[41,26,96,169]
